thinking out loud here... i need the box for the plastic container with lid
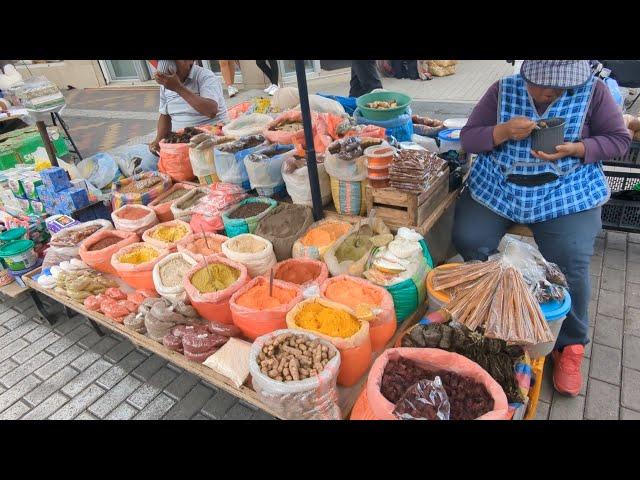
[364,145,396,169]
[437,128,462,154]
[0,227,27,245]
[525,289,571,359]
[0,239,37,271]
[425,263,461,312]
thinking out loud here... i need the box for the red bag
[158,140,195,182]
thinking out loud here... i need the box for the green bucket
[356,91,412,121]
[0,239,37,271]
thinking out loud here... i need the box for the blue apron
[469,74,609,224]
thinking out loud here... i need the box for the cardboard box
[40,167,70,193]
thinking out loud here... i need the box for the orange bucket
[425,263,461,312]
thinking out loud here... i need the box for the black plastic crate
[603,141,640,168]
[602,170,640,232]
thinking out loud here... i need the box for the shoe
[263,84,274,93]
[266,84,279,95]
[551,344,585,396]
[227,85,238,98]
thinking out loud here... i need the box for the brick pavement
[0,229,638,420]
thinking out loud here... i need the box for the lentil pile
[227,202,270,219]
[381,358,494,420]
[295,302,360,338]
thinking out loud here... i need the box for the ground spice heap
[115,205,149,220]
[191,263,239,293]
[227,202,270,219]
[257,205,305,238]
[335,225,373,262]
[159,256,193,288]
[300,222,350,248]
[275,262,322,285]
[324,278,381,310]
[118,246,159,265]
[227,235,265,253]
[295,302,360,338]
[186,236,224,256]
[150,224,189,243]
[236,283,297,310]
[87,235,122,251]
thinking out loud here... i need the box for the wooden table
[0,280,29,298]
[23,267,425,420]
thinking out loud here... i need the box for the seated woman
[453,60,630,397]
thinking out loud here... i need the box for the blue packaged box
[40,167,70,193]
[35,185,56,209]
[53,187,89,215]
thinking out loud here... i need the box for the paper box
[40,167,70,193]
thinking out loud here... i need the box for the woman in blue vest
[454,60,631,396]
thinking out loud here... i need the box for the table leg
[53,111,83,160]
[29,290,57,326]
[62,306,104,336]
[88,319,105,336]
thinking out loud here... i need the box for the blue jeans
[452,189,601,349]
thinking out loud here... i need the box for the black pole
[295,60,324,221]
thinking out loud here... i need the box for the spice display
[274,259,325,286]
[335,224,373,262]
[402,322,525,403]
[49,261,118,302]
[366,100,398,110]
[295,302,360,338]
[191,263,240,293]
[118,246,160,265]
[323,278,382,311]
[164,126,201,144]
[224,234,265,253]
[203,338,252,387]
[182,331,228,362]
[185,236,223,256]
[177,233,227,260]
[217,135,265,154]
[113,206,149,221]
[300,222,350,249]
[235,283,297,310]
[226,201,270,219]
[389,149,447,193]
[156,187,190,203]
[50,224,102,247]
[86,235,122,251]
[119,175,163,194]
[381,358,494,420]
[180,190,207,209]
[256,332,337,382]
[255,204,314,261]
[364,227,424,286]
[141,297,205,342]
[432,261,555,345]
[158,256,194,288]
[149,223,189,243]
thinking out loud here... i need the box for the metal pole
[36,120,58,167]
[295,60,324,221]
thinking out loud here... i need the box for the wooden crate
[365,168,449,232]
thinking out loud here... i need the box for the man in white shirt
[149,60,228,155]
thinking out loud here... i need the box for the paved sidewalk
[0,230,638,420]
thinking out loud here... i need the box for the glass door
[279,60,320,78]
[101,60,151,83]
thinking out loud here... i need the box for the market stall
[0,61,557,421]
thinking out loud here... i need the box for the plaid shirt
[469,74,609,224]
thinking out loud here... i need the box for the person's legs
[529,207,601,349]
[350,60,383,97]
[266,60,279,85]
[529,206,601,396]
[452,189,513,261]
[391,60,404,79]
[349,65,364,98]
[407,60,420,80]
[218,60,235,87]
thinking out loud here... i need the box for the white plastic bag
[77,153,121,189]
[189,146,216,177]
[43,219,114,268]
[221,234,277,278]
[249,329,341,420]
[111,205,158,236]
[152,252,197,303]
[170,187,211,222]
[282,158,332,207]
[323,152,367,182]
[222,113,273,138]
[203,338,252,388]
[243,145,293,196]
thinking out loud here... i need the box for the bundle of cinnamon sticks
[432,261,554,345]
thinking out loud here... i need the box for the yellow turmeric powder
[295,302,360,338]
[150,224,189,243]
[118,246,159,264]
[191,263,239,293]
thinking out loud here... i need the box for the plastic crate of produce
[602,170,640,233]
[603,141,640,167]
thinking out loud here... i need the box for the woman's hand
[493,117,537,146]
[531,142,585,162]
[148,139,161,156]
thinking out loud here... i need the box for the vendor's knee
[452,222,495,261]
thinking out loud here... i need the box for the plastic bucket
[0,227,27,244]
[437,128,462,153]
[525,289,571,359]
[0,239,37,271]
[425,263,461,312]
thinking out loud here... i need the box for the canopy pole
[295,60,324,221]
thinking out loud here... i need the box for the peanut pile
[257,333,337,382]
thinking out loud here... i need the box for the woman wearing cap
[454,60,631,396]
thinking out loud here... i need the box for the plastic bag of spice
[158,139,195,182]
[221,197,277,238]
[229,276,302,340]
[170,186,211,223]
[221,234,277,278]
[281,156,332,207]
[79,229,139,274]
[214,135,268,190]
[111,242,170,291]
[111,204,159,236]
[254,203,314,261]
[286,297,371,387]
[349,348,510,420]
[176,232,228,262]
[249,329,341,420]
[111,171,172,210]
[183,254,249,325]
[243,144,295,196]
[43,219,114,269]
[147,183,197,222]
[321,274,396,352]
[291,218,352,261]
[273,258,328,296]
[203,337,253,387]
[142,220,192,251]
[152,252,198,303]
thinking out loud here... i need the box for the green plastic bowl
[356,91,412,121]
